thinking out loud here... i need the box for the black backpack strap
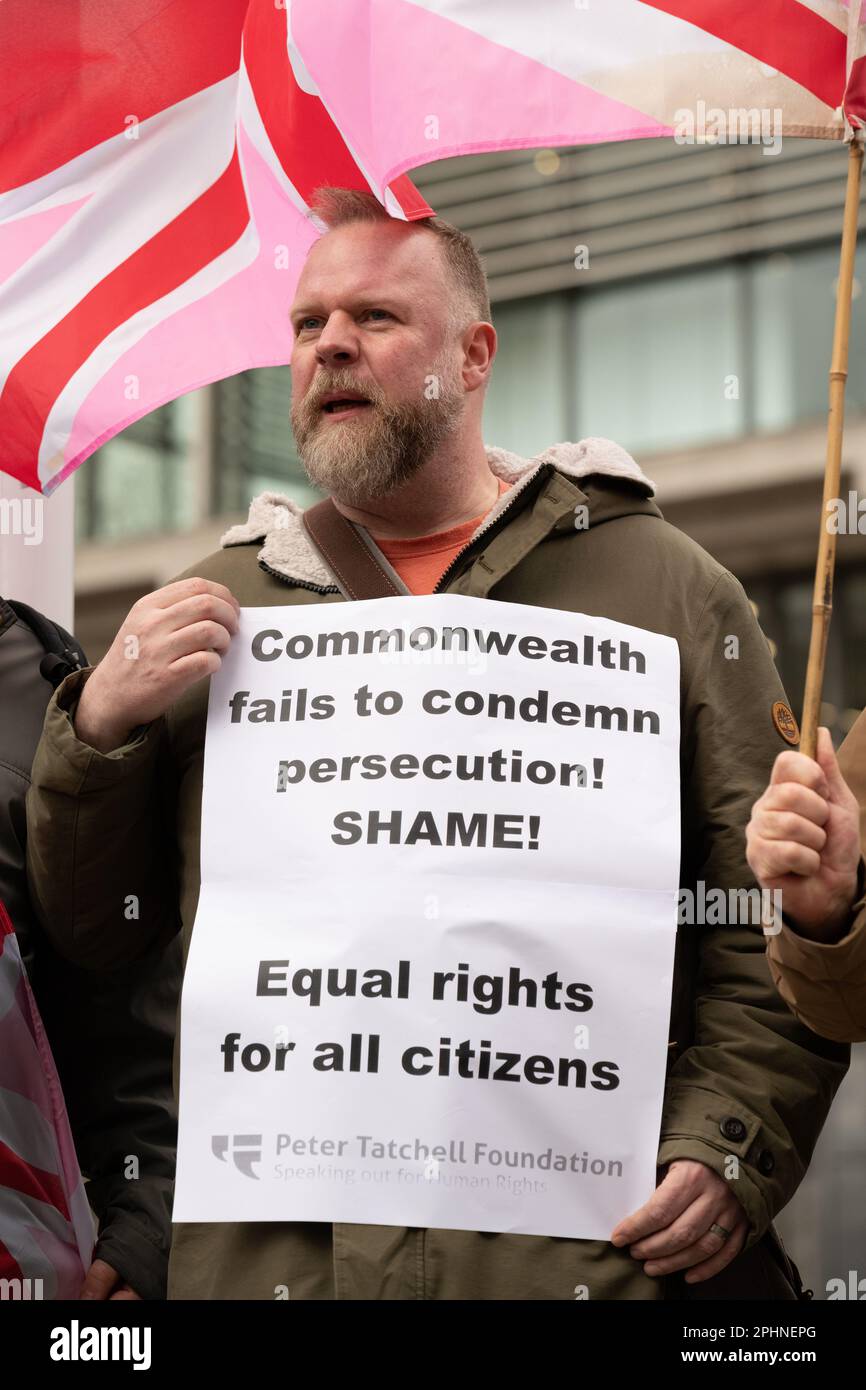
[2,597,89,691]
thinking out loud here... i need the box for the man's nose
[315,312,360,367]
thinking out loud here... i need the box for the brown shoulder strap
[302,497,406,600]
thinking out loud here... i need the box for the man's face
[289,221,467,505]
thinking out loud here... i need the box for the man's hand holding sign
[612,1161,748,1284]
[74,578,241,754]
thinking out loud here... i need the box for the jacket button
[720,1117,747,1142]
[757,1149,775,1175]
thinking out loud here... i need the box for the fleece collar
[220,438,656,590]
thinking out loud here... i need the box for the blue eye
[366,309,391,320]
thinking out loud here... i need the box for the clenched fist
[746,726,862,941]
[74,577,241,753]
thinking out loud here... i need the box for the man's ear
[462,321,496,392]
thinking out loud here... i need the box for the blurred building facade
[74,136,866,1293]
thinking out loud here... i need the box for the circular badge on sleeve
[772,701,800,745]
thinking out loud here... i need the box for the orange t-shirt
[372,477,511,595]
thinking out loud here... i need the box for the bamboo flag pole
[799,131,865,760]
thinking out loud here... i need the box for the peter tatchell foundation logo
[212,1132,263,1177]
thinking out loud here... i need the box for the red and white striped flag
[0,901,94,1300]
[3,2,864,494]
[0,0,431,494]
[289,0,866,198]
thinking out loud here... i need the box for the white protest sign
[174,594,680,1240]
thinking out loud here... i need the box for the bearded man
[25,187,848,1300]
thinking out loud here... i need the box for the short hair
[308,186,492,330]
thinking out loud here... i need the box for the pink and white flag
[0,0,431,494]
[289,0,866,195]
[0,901,94,1300]
[2,1,864,494]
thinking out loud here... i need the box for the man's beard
[290,360,465,506]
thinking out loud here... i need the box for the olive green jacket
[25,439,849,1299]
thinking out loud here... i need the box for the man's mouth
[320,394,372,415]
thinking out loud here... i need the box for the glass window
[171,388,205,532]
[773,577,815,715]
[752,243,866,432]
[213,368,315,514]
[746,566,866,745]
[573,267,746,454]
[87,438,172,541]
[840,569,866,714]
[74,399,187,542]
[483,296,568,458]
